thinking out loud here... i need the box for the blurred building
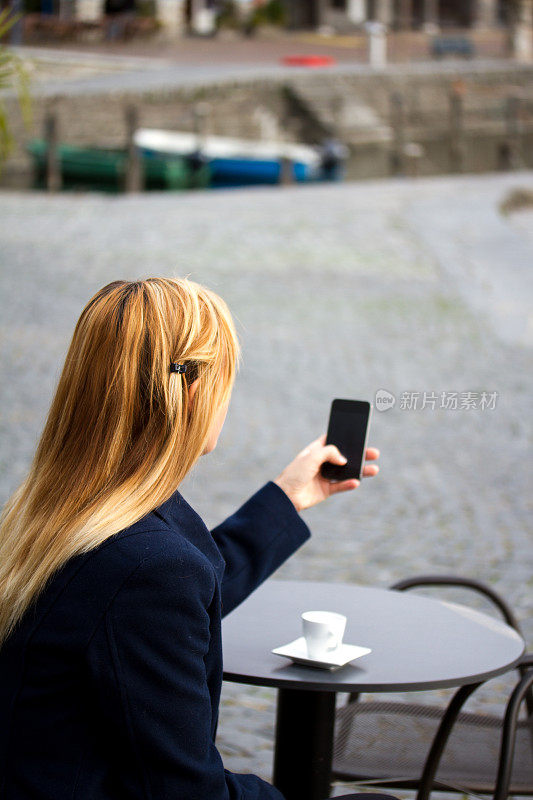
[286,0,511,31]
[34,0,531,45]
[75,0,218,35]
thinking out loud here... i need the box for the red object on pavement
[281,55,336,67]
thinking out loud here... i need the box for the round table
[222,580,525,800]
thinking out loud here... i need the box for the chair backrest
[390,575,533,720]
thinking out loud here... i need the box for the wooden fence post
[279,156,294,185]
[404,142,424,177]
[390,91,405,175]
[193,101,210,148]
[502,92,523,170]
[449,83,466,173]
[125,104,142,193]
[44,109,61,193]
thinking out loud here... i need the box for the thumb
[323,444,347,464]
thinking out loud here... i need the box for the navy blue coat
[0,480,312,799]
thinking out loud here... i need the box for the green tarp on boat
[27,140,211,192]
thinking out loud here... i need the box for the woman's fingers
[312,439,379,460]
[324,444,348,464]
[300,438,380,476]
[327,478,360,494]
[320,439,379,462]
[362,463,379,477]
[362,447,379,477]
[323,444,380,473]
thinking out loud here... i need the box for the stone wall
[4,63,533,187]
[5,80,297,185]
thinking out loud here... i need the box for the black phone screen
[320,399,372,482]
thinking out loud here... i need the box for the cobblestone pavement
[1,172,532,797]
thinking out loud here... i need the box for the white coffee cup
[301,611,347,659]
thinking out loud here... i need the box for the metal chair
[332,575,533,799]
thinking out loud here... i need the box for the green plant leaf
[0,11,33,172]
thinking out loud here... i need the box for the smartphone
[320,399,373,483]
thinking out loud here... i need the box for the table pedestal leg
[273,688,336,800]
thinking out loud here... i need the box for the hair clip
[170,363,187,374]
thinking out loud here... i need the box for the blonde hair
[0,277,241,647]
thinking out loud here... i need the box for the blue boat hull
[209,157,317,187]
[140,148,323,188]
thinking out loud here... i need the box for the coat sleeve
[86,545,285,800]
[210,481,312,618]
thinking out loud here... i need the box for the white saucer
[272,637,371,670]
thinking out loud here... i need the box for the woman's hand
[273,434,379,513]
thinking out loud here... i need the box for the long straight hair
[0,277,241,647]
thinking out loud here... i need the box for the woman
[0,277,382,800]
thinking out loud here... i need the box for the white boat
[133,128,341,187]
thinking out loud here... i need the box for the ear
[187,377,200,412]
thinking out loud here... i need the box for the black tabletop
[222,580,525,692]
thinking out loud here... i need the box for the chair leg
[416,681,483,800]
[494,668,533,800]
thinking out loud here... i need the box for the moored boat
[26,140,211,191]
[133,128,345,187]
